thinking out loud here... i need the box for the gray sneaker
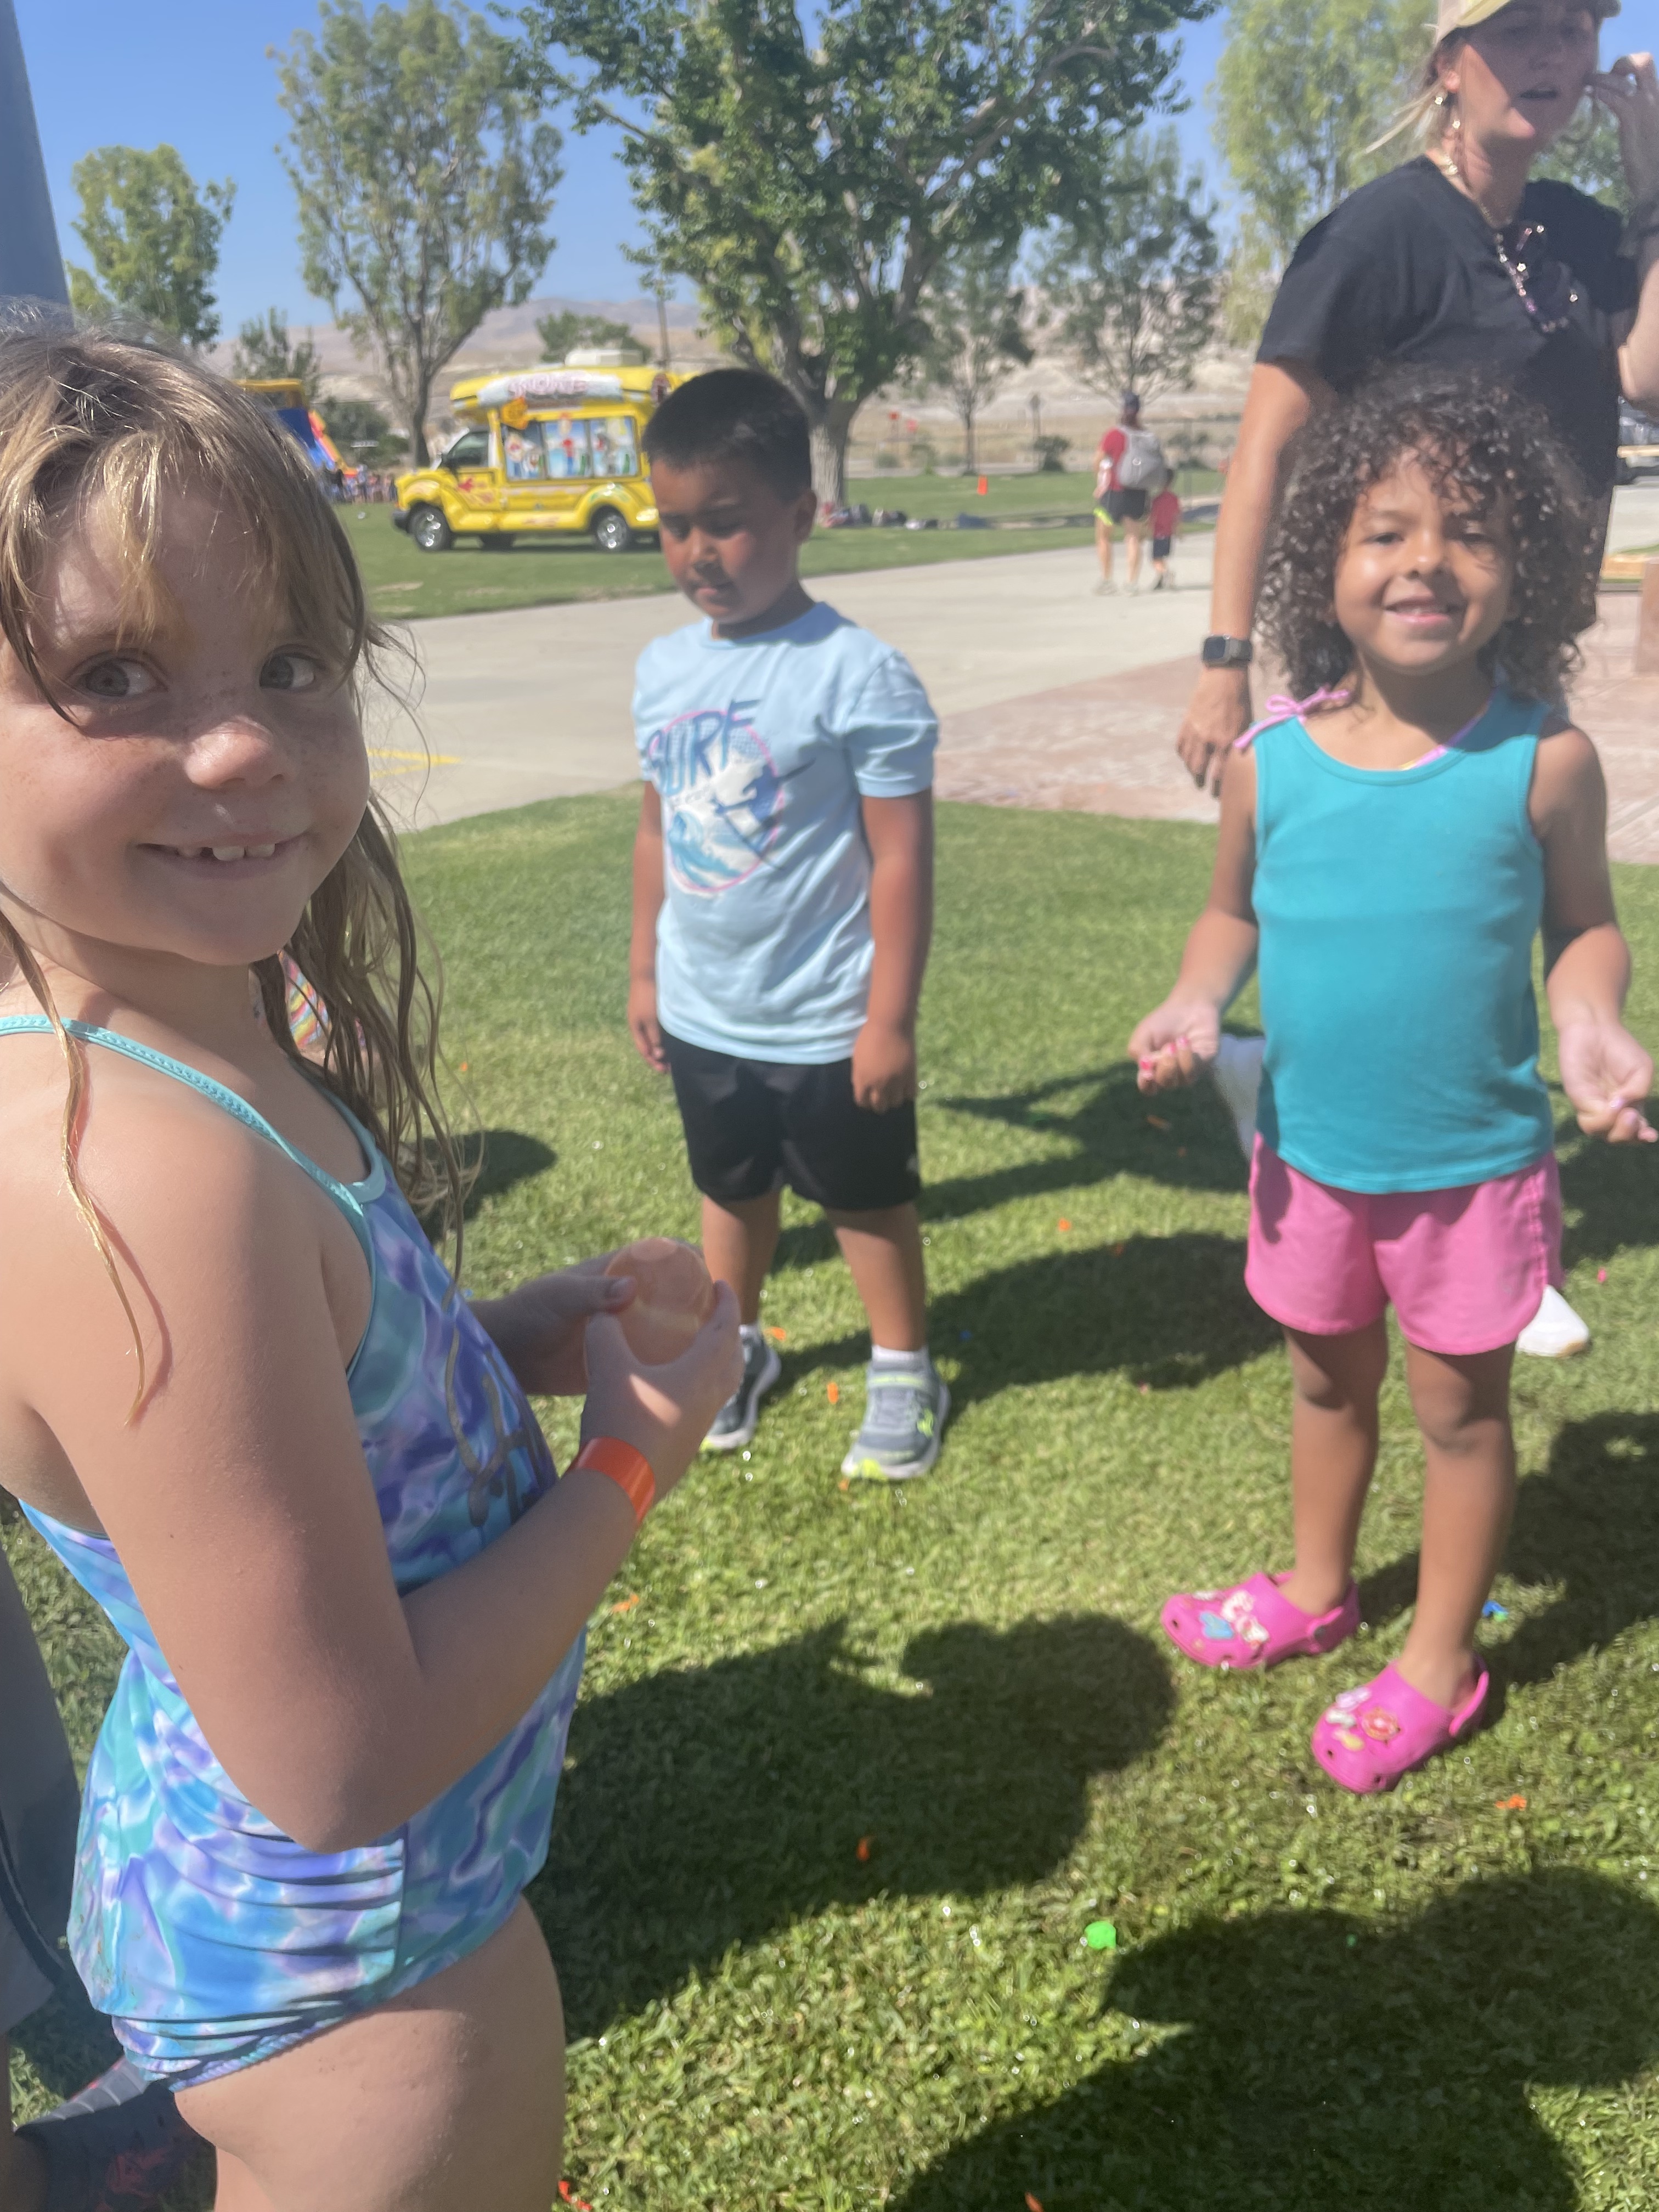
[840,1361,950,1481]
[703,1331,781,1451]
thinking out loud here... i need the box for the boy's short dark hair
[643,368,812,500]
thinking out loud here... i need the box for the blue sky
[16,0,1230,338]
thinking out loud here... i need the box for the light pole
[0,0,70,324]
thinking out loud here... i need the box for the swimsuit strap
[0,1015,377,1269]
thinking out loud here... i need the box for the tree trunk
[961,404,975,476]
[808,398,859,508]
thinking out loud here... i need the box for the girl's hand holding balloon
[582,1240,741,1500]
[1557,1017,1657,1144]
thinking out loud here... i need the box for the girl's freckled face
[0,487,371,970]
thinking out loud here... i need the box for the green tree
[320,396,405,468]
[1037,129,1223,401]
[67,144,234,346]
[523,0,1210,504]
[232,308,323,404]
[275,0,562,465]
[534,307,646,361]
[1211,0,1422,270]
[1538,109,1630,216]
[912,244,1032,475]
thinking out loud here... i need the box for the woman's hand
[580,1284,743,1499]
[473,1258,637,1396]
[1594,52,1659,208]
[1176,667,1252,796]
[1558,1016,1657,1143]
[1130,998,1223,1090]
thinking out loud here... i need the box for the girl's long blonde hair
[0,330,466,1395]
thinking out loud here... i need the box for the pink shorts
[1245,1139,1561,1357]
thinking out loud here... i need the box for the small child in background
[1132,369,1650,1795]
[1148,472,1181,591]
[629,369,950,1480]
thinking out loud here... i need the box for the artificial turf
[9,796,1659,2210]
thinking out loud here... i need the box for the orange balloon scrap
[766,1324,788,1341]
[1057,1218,1071,1232]
[856,1835,873,1862]
[1026,2196,1045,2212]
[827,1380,840,1404]
[610,1593,641,1615]
[1497,1793,1528,1810]
[1146,1113,1171,1130]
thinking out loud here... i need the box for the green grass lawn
[13,798,1659,2209]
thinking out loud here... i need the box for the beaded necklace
[1433,151,1580,335]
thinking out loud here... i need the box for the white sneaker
[1211,1034,1266,1159]
[1515,1283,1590,1359]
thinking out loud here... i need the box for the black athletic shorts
[1152,534,1172,560]
[663,1032,921,1213]
[1105,488,1148,524]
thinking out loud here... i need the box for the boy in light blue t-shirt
[628,369,947,1480]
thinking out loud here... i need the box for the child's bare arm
[1130,745,1261,1088]
[3,1101,739,1858]
[628,786,668,1071]
[855,790,934,1111]
[1533,724,1655,1143]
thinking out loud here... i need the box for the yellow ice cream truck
[391,364,687,552]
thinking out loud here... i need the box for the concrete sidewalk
[369,537,1216,831]
[374,487,1659,857]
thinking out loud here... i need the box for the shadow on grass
[893,1871,1659,2212]
[442,1127,557,1220]
[789,1232,1277,1403]
[1556,1113,1659,1269]
[538,1613,1173,2037]
[765,1058,1251,1276]
[1355,1410,1659,1692]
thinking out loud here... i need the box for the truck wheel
[591,507,634,554]
[410,505,453,552]
[481,533,516,550]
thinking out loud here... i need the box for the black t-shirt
[1258,156,1638,496]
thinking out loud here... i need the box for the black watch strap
[1201,635,1253,669]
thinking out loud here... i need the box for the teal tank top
[1252,689,1555,1194]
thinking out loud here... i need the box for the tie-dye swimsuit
[4,1017,584,2087]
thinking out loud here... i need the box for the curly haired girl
[0,330,739,2209]
[1130,366,1652,1795]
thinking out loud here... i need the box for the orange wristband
[571,1436,656,1526]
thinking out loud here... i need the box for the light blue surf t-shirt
[633,600,937,1062]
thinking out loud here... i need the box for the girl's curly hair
[1257,366,1598,705]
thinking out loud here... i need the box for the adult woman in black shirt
[1178,0,1659,791]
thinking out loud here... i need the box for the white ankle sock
[871,1342,930,1371]
[740,1322,764,1349]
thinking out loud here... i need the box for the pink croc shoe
[1161,1571,1359,1672]
[1312,1661,1489,1795]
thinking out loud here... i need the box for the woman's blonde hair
[0,329,466,1396]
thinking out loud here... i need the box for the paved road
[371,533,1217,830]
[376,487,1658,833]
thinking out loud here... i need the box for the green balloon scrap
[1085,1920,1118,1950]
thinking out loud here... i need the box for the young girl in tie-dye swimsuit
[0,332,739,2210]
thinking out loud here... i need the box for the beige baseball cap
[1437,0,1617,37]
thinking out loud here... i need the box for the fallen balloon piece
[610,1593,641,1615]
[1497,1794,1528,1811]
[856,1835,873,1863]
[1084,1920,1118,1950]
[827,1381,840,1404]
